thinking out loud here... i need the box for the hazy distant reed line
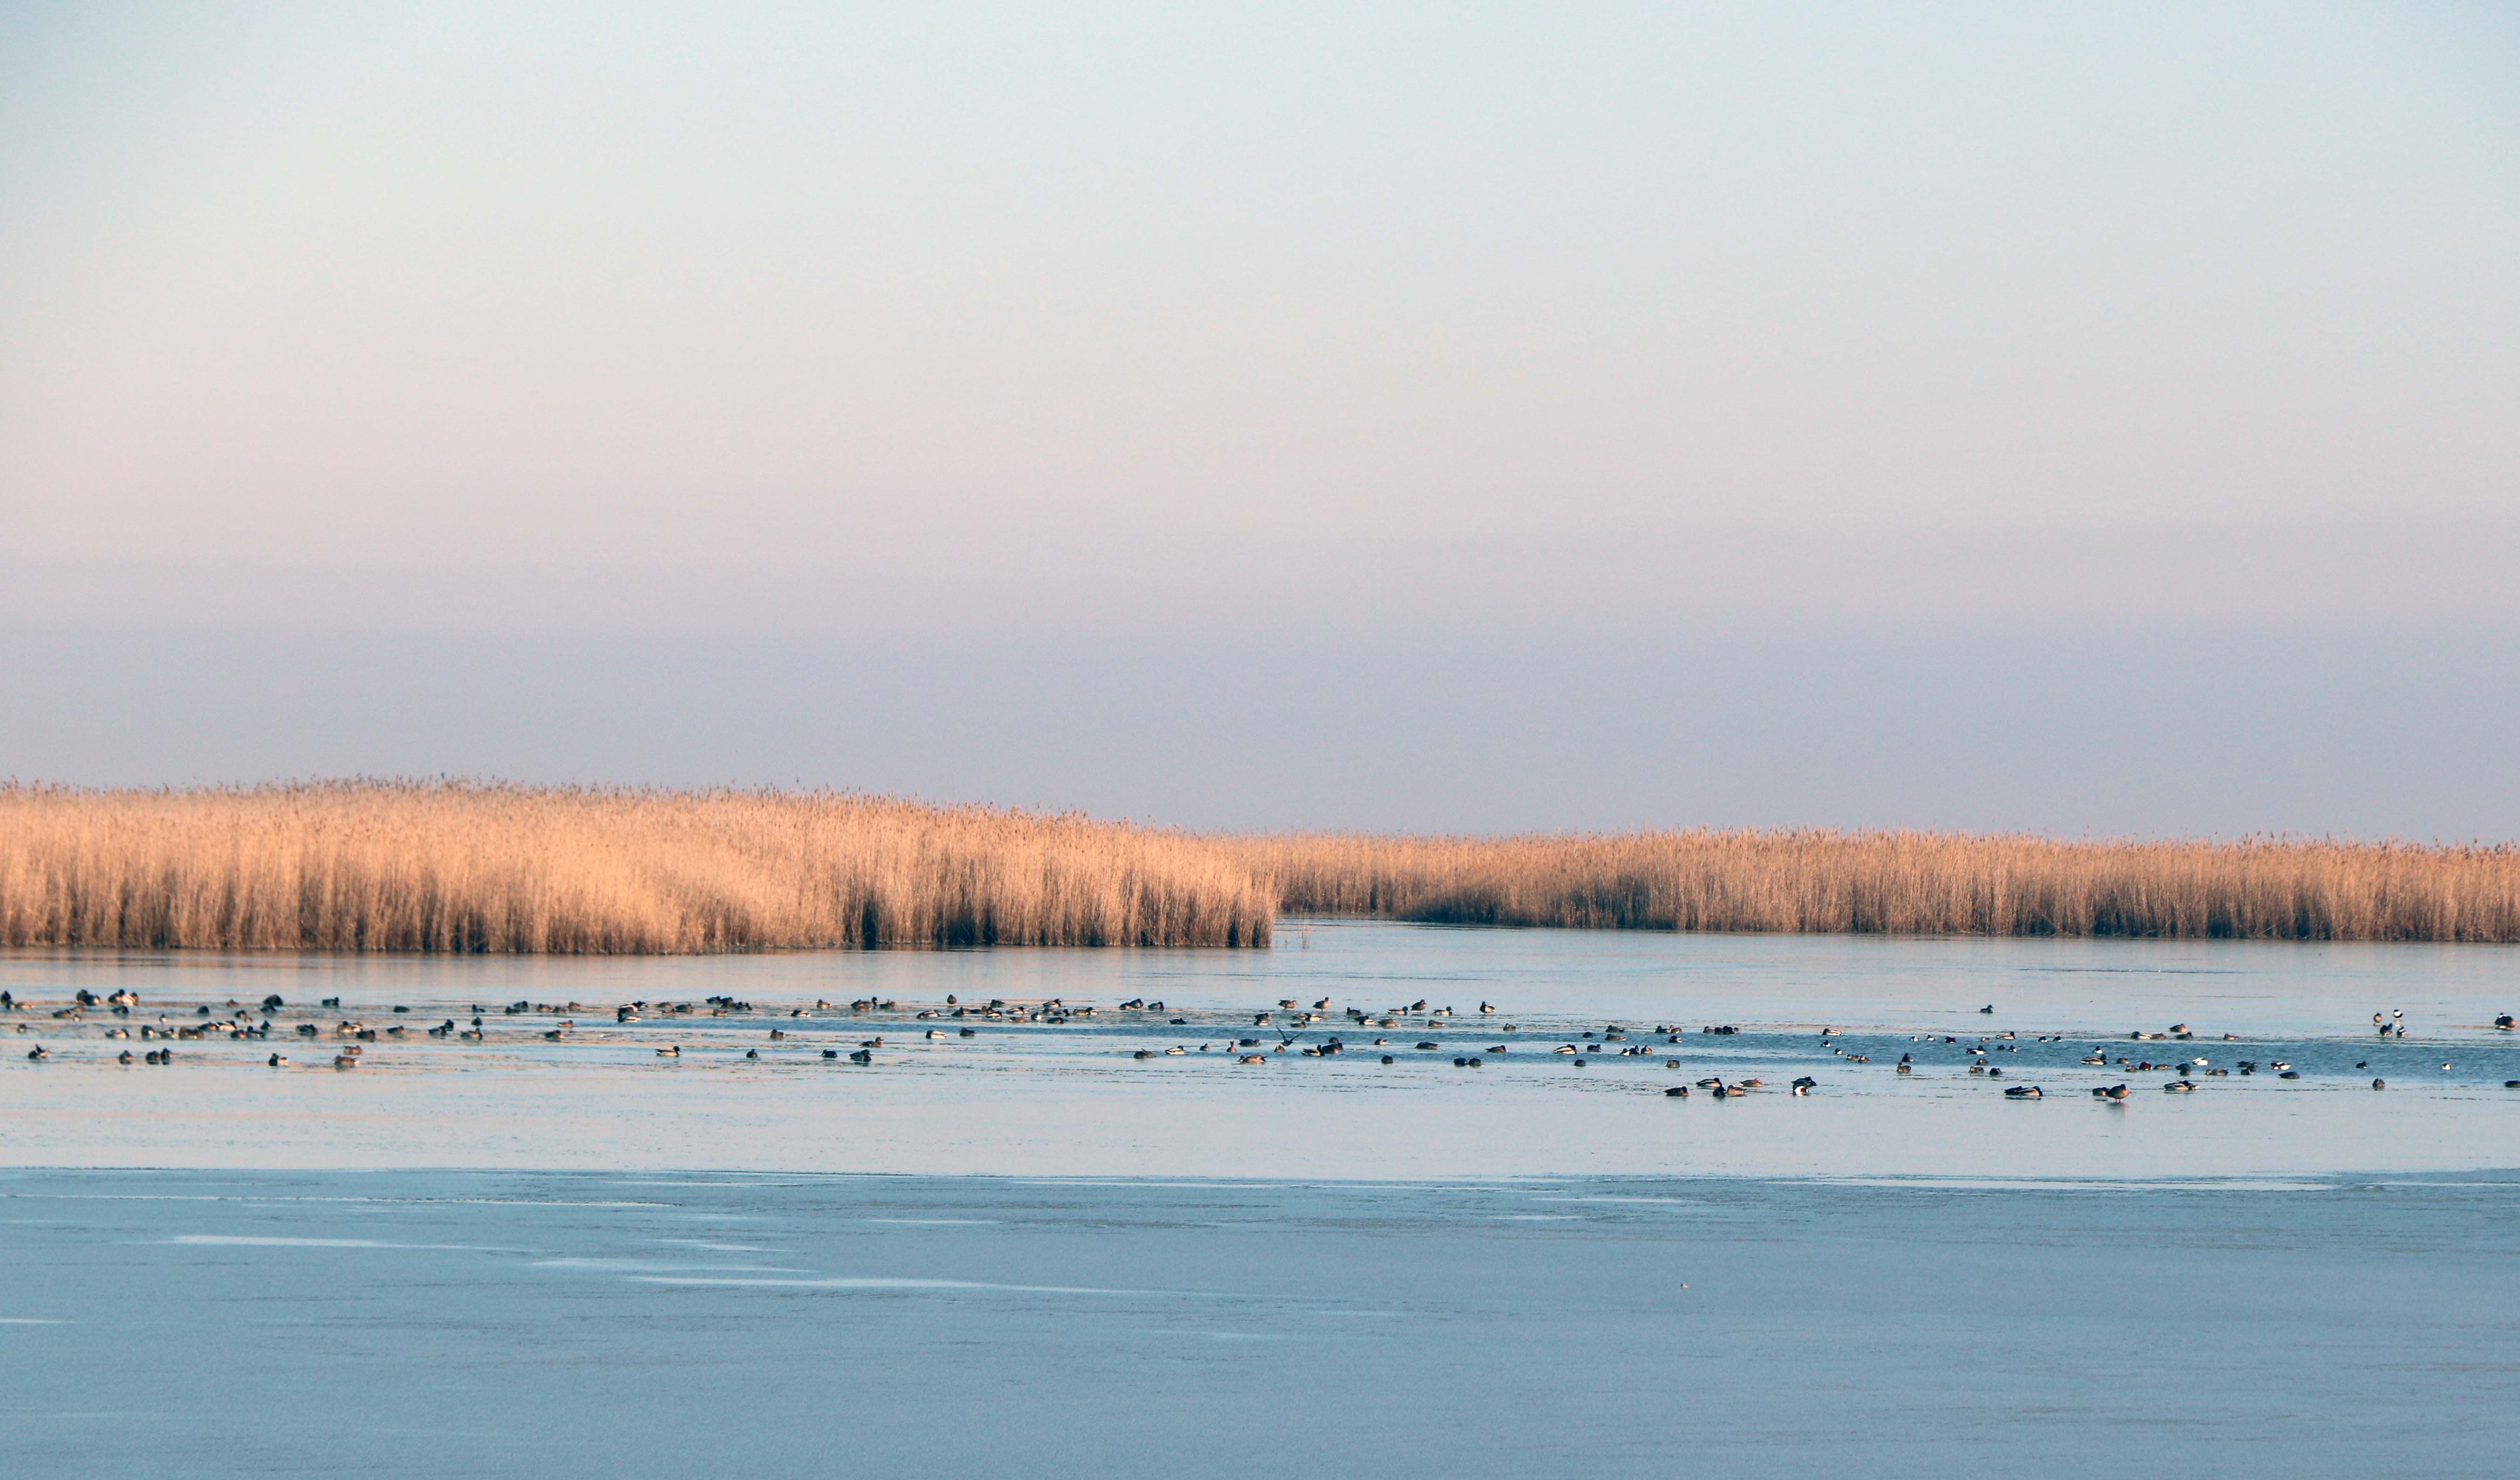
[1230,829,2520,944]
[3,783,2513,952]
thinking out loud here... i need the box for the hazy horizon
[9,617,2515,843]
[5,3,2514,837]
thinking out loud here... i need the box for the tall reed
[4,784,2513,952]
[1231,829,2520,942]
[0,782,1272,952]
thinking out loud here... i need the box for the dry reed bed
[1235,830,2520,942]
[0,783,1272,952]
[3,785,2513,952]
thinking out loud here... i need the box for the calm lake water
[4,921,2513,1178]
[4,923,2515,1477]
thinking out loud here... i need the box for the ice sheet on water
[531,1258,812,1273]
[156,1234,516,1249]
[626,1274,1169,1295]
[6,1166,2520,1479]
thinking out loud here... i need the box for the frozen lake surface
[4,1166,2518,1479]
[4,924,2517,1476]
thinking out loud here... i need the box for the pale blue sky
[2,3,2514,832]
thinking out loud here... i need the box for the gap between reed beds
[1229,830,2520,943]
[3,784,2513,952]
[0,783,1272,952]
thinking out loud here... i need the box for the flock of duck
[6,987,2517,1097]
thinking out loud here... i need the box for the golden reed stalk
[3,783,2513,952]
[0,782,1273,952]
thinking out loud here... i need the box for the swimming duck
[657,1045,681,1057]
[1665,1085,1689,1097]
[2004,1084,2042,1099]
